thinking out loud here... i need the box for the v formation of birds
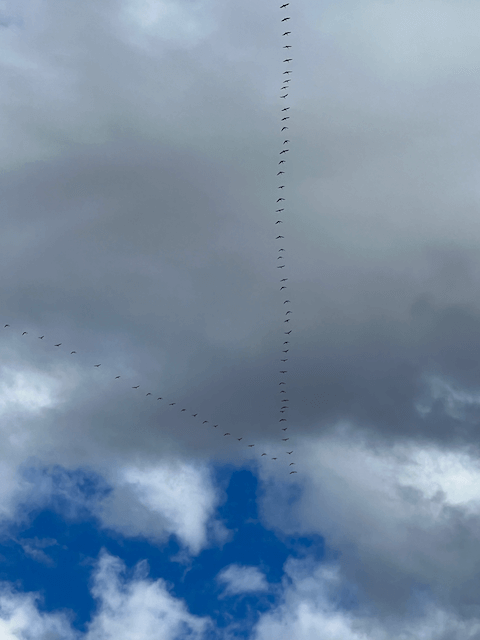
[3,4,297,476]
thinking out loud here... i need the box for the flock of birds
[1,4,298,476]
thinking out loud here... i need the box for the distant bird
[213,425,219,428]
[280,419,287,422]
[283,350,289,353]
[284,318,290,322]
[281,359,288,362]
[284,300,290,303]
[22,332,27,335]
[280,3,289,7]
[146,393,152,396]
[286,311,292,315]
[278,256,284,259]
[285,330,292,334]
[280,94,288,99]
[283,140,290,144]
[277,198,285,202]
[238,438,243,441]
[169,402,176,405]
[287,451,293,454]
[71,351,76,354]
[157,397,162,400]
[272,457,277,460]
[279,160,286,164]
[133,386,140,389]
[248,444,255,447]
[275,221,283,224]
[278,265,285,269]
[94,364,101,367]
[279,150,289,154]
[181,409,186,411]
[39,336,44,339]
[276,236,284,239]
[278,185,285,188]
[282,428,288,431]
[289,462,295,466]
[284,59,292,62]
[281,117,289,121]
[279,381,286,385]
[280,371,287,373]
[282,438,289,441]
[203,420,208,424]
[54,343,61,347]
[281,127,288,131]
[283,70,292,74]
[279,248,285,251]
[192,413,197,417]
[224,433,230,436]
[290,471,297,474]
[261,453,266,456]
[276,209,284,212]
[284,45,292,49]
[283,31,291,35]
[4,325,9,328]
[282,107,290,111]
[280,286,287,290]
[277,171,285,175]
[115,376,121,379]
[281,278,288,281]
[281,17,291,21]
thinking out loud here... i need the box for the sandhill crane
[281,127,288,131]
[71,351,76,354]
[22,332,27,335]
[146,393,152,396]
[203,420,208,424]
[283,31,291,35]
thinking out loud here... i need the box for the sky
[2,0,480,638]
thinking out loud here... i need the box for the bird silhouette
[280,419,287,422]
[278,266,285,269]
[283,140,290,144]
[157,397,163,400]
[281,17,291,21]
[133,386,140,389]
[289,462,295,466]
[277,171,285,175]
[224,433,230,436]
[284,59,292,62]
[261,453,267,456]
[287,451,293,454]
[290,471,297,474]
[248,444,255,447]
[279,248,285,251]
[181,408,186,411]
[279,160,286,164]
[280,371,287,373]
[281,278,288,281]
[275,221,283,224]
[286,311,292,315]
[276,209,284,212]
[279,150,289,154]
[54,344,61,347]
[272,457,278,460]
[278,256,284,260]
[280,286,287,290]
[284,300,290,303]
[283,350,289,353]
[282,438,290,441]
[39,336,44,339]
[282,107,290,111]
[276,236,284,239]
[203,420,208,424]
[277,198,285,202]
[283,31,291,35]
[71,351,76,354]
[22,332,27,335]
[238,438,243,441]
[285,330,292,334]
[213,425,219,428]
[4,325,9,328]
[115,376,121,379]
[281,359,288,362]
[169,402,176,405]
[282,427,288,431]
[94,364,101,367]
[281,127,288,131]
[279,382,286,385]
[278,185,285,188]
[192,413,197,417]
[146,393,152,396]
[281,117,289,121]
[283,71,292,74]
[280,94,288,99]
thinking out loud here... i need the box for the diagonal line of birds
[3,323,296,474]
[0,3,301,477]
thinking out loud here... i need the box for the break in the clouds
[2,0,480,637]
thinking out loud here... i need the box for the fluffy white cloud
[217,564,269,595]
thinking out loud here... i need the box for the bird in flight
[277,171,284,175]
[261,453,266,456]
[283,71,292,74]
[278,185,285,189]
[279,160,286,164]
[280,286,287,290]
[115,376,120,379]
[71,351,76,354]
[169,402,176,405]
[281,17,291,21]
[22,332,27,335]
[285,330,292,334]
[276,209,284,212]
[203,420,208,424]
[286,311,292,315]
[224,433,230,436]
[94,364,101,367]
[282,107,290,111]
[283,140,290,144]
[284,318,290,322]
[284,58,292,62]
[289,462,295,466]
[282,427,288,431]
[275,221,283,224]
[279,248,285,252]
[213,425,219,428]
[277,198,285,202]
[283,350,289,353]
[281,117,289,121]
[284,45,292,49]
[276,236,284,239]
[280,3,289,7]
[272,457,277,460]
[248,444,255,447]
[284,300,290,304]
[281,359,288,362]
[290,471,297,474]
[4,325,9,328]
[280,371,287,373]
[280,419,287,422]
[39,336,44,339]
[283,31,291,35]
[280,94,288,99]
[192,413,197,417]
[54,344,61,347]
[282,438,290,441]
[280,150,289,154]
[238,438,243,441]
[157,397,162,400]
[287,451,293,454]
[281,127,288,131]
[133,386,140,389]
[181,408,186,411]
[146,393,152,396]
[281,278,288,281]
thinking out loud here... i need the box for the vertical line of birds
[277,2,296,475]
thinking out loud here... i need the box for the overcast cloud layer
[2,0,480,637]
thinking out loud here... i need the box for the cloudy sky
[2,0,480,637]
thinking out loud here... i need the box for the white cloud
[217,564,269,595]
